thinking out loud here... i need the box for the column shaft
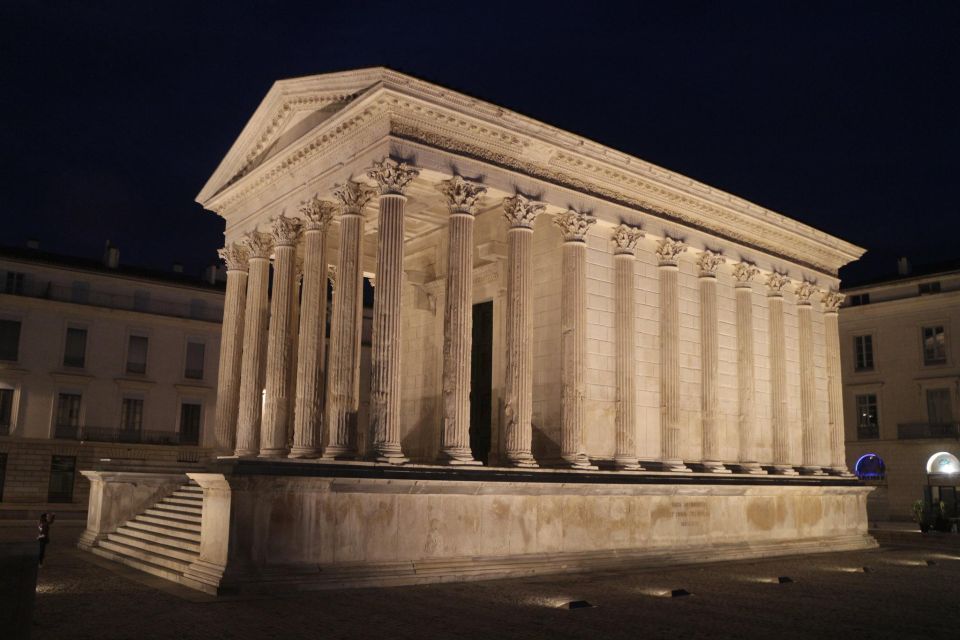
[798,302,825,474]
[560,239,594,469]
[659,265,688,471]
[440,212,480,464]
[614,251,642,470]
[234,254,270,456]
[213,264,247,452]
[259,240,298,457]
[768,294,797,474]
[325,212,365,458]
[699,275,728,472]
[504,226,537,467]
[369,194,408,463]
[824,308,850,474]
[290,227,329,458]
[735,284,765,473]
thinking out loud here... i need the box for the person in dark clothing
[37,512,55,567]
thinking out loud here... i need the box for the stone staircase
[88,480,203,587]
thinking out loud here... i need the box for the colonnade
[212,158,851,475]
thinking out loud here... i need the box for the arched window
[854,453,886,480]
[926,452,960,475]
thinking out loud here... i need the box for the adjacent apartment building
[0,242,223,512]
[840,259,960,521]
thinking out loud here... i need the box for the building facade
[840,261,960,521]
[0,245,223,508]
[81,69,873,594]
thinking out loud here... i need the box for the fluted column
[555,210,597,470]
[290,199,335,458]
[502,194,545,468]
[258,215,302,457]
[612,225,644,471]
[438,176,486,465]
[796,281,826,475]
[733,263,766,474]
[213,243,249,453]
[657,237,691,472]
[767,273,798,475]
[698,251,730,473]
[324,181,376,459]
[234,232,273,456]
[822,290,852,476]
[367,159,419,464]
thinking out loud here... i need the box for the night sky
[2,1,957,284]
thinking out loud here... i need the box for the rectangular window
[918,281,941,295]
[180,402,202,445]
[854,334,874,371]
[4,272,24,295]
[126,335,148,375]
[0,452,7,501]
[47,455,76,503]
[922,325,947,366]
[856,394,879,439]
[849,293,870,306]
[63,327,88,368]
[927,388,954,425]
[184,341,205,380]
[121,397,144,432]
[0,320,21,361]
[0,387,13,436]
[54,392,81,439]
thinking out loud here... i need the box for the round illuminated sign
[926,451,960,475]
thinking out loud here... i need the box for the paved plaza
[3,524,956,640]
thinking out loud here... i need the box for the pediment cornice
[198,68,864,275]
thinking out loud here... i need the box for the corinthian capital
[218,243,250,272]
[368,158,419,195]
[697,250,725,277]
[553,209,596,242]
[243,231,273,259]
[270,214,302,247]
[794,280,817,305]
[611,224,644,255]
[333,180,377,214]
[437,175,486,214]
[766,272,790,295]
[503,194,546,229]
[655,236,686,266]
[822,290,845,313]
[732,262,760,287]
[299,197,337,232]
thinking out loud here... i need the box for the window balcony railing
[53,424,198,445]
[897,422,960,440]
[2,280,222,322]
[856,425,880,440]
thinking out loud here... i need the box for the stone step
[178,484,203,494]
[169,491,204,502]
[98,538,193,573]
[89,545,186,585]
[154,501,203,515]
[114,525,201,553]
[125,519,201,542]
[107,532,200,563]
[144,507,202,524]
[135,514,202,534]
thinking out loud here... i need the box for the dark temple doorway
[470,301,494,464]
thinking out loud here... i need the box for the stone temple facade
[80,68,873,594]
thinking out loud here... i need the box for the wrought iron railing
[897,422,960,440]
[54,424,199,445]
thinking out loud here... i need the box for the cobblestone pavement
[6,525,959,640]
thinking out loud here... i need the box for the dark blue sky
[2,1,957,284]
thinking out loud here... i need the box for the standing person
[37,512,55,568]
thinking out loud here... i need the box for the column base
[663,460,693,473]
[257,449,289,459]
[736,462,768,475]
[506,453,539,468]
[800,465,828,476]
[828,466,855,477]
[321,445,357,461]
[374,452,409,465]
[701,461,733,474]
[614,457,645,471]
[768,465,800,476]
[562,454,598,471]
[438,449,483,466]
[288,447,321,459]
[232,449,259,458]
